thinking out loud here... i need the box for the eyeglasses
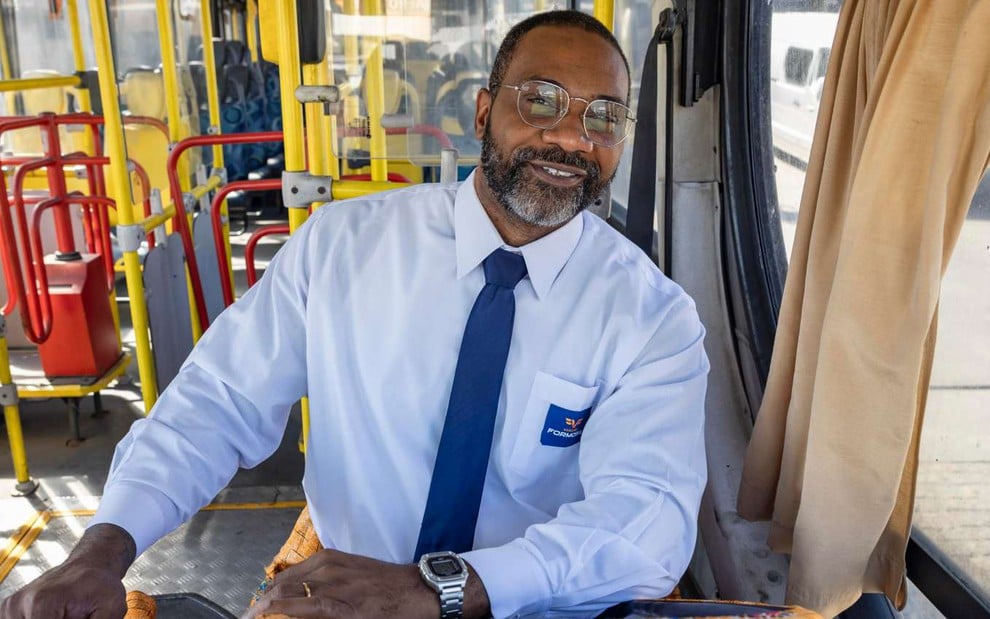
[491,79,635,148]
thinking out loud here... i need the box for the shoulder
[576,212,697,321]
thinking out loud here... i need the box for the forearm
[67,523,136,578]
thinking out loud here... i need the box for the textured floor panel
[0,506,302,615]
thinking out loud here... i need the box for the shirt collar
[455,169,584,300]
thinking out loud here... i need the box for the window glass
[913,173,990,604]
[1,0,95,79]
[770,2,990,611]
[604,0,654,219]
[784,47,813,85]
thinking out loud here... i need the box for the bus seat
[118,69,172,223]
[7,70,71,155]
[121,68,166,120]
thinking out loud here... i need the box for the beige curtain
[737,1,990,617]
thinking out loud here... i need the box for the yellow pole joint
[0,75,81,93]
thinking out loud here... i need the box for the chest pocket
[508,372,600,496]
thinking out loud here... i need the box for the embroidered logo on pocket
[540,404,591,447]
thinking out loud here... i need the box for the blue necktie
[414,248,528,558]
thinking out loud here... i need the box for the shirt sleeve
[89,213,318,555]
[462,294,710,618]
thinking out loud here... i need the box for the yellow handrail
[273,0,308,234]
[332,179,408,200]
[246,0,259,63]
[88,0,159,413]
[594,0,615,31]
[200,0,225,167]
[0,75,81,93]
[360,0,388,182]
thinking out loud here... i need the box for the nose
[541,105,594,153]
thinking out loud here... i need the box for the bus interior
[0,1,987,618]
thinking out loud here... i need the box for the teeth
[542,166,575,178]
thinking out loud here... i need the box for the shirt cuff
[89,480,182,556]
[461,539,552,618]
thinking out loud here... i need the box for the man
[1,10,708,619]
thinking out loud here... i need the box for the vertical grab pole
[274,0,310,453]
[0,7,12,81]
[198,4,229,180]
[273,0,308,234]
[88,0,159,412]
[246,0,259,63]
[157,0,204,342]
[200,0,225,168]
[593,0,614,31]
[65,0,93,116]
[1,317,35,493]
[200,0,233,296]
[360,0,388,182]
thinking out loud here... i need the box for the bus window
[912,172,990,606]
[769,2,989,614]
[0,1,95,79]
[598,0,655,223]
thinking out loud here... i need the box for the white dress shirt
[92,171,709,618]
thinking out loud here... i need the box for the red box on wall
[37,254,120,378]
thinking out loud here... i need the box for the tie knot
[483,249,528,289]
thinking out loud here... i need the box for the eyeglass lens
[515,81,631,146]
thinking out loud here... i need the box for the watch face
[428,556,464,578]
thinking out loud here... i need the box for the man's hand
[0,523,135,619]
[242,549,491,619]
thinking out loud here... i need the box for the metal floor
[0,384,306,614]
[0,387,306,614]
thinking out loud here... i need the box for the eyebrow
[524,75,627,105]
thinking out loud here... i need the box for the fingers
[254,594,356,619]
[245,580,356,619]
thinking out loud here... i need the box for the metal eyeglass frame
[490,79,636,147]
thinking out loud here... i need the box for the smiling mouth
[527,161,587,186]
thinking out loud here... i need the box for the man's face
[475,25,629,229]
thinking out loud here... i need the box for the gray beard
[479,124,609,228]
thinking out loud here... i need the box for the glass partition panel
[325,1,559,173]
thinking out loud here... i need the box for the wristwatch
[418,551,469,619]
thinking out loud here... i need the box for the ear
[474,87,493,140]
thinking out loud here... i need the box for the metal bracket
[295,85,341,116]
[440,148,459,184]
[182,192,198,212]
[116,223,147,252]
[149,189,167,246]
[381,114,415,129]
[0,314,6,336]
[207,124,220,136]
[0,383,18,406]
[282,171,332,208]
[211,166,228,186]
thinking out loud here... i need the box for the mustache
[511,146,601,179]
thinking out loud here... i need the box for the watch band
[437,582,464,619]
[419,552,468,619]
